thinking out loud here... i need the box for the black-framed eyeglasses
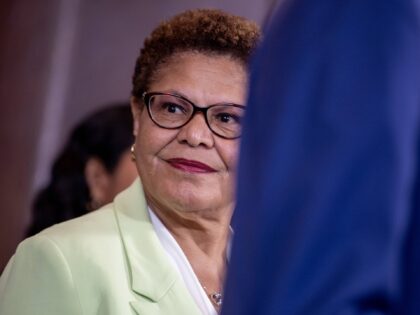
[142,92,245,139]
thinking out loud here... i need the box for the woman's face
[131,52,247,215]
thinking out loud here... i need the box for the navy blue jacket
[223,1,420,314]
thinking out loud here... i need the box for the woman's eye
[216,113,240,124]
[162,102,185,114]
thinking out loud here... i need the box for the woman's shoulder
[14,204,122,268]
[37,204,118,241]
[9,203,126,284]
[0,204,133,315]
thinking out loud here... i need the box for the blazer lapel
[112,178,201,314]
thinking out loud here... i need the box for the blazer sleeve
[0,235,83,315]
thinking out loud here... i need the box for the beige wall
[0,0,269,272]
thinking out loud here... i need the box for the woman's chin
[144,177,232,214]
[171,194,219,213]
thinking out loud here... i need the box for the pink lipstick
[166,158,216,173]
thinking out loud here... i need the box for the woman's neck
[147,198,233,303]
[149,200,232,256]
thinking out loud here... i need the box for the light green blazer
[0,178,202,315]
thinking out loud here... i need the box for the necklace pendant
[210,292,223,306]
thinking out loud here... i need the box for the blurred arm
[223,0,420,314]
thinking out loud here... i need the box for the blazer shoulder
[38,204,118,241]
[0,234,84,315]
[31,204,124,269]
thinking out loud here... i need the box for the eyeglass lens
[147,94,244,139]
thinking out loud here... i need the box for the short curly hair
[131,9,260,99]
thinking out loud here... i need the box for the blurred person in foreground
[0,9,260,315]
[223,0,420,314]
[26,104,137,237]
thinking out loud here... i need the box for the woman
[26,104,137,237]
[0,9,259,315]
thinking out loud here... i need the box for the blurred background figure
[26,104,137,236]
[223,0,420,314]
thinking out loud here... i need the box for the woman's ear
[84,158,111,210]
[130,96,142,137]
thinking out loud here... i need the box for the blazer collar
[112,178,178,301]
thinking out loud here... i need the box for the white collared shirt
[148,208,218,315]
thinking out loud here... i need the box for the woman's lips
[166,158,216,173]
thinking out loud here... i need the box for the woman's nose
[176,112,215,148]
